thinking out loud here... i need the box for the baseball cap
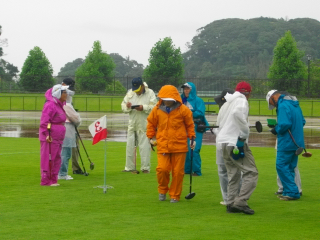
[235,81,252,94]
[132,77,143,92]
[266,90,278,110]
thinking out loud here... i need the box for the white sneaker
[50,183,60,187]
[58,175,73,180]
[66,175,73,180]
[220,201,227,206]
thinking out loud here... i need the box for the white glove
[150,138,157,146]
[190,140,196,150]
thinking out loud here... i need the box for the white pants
[124,130,151,171]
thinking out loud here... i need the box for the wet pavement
[1,111,320,148]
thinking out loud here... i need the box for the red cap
[235,81,251,93]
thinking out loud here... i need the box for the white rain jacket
[216,91,250,147]
[62,94,81,148]
[121,82,157,132]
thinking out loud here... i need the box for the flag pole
[103,138,107,193]
[92,115,113,193]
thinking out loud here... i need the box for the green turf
[0,137,319,240]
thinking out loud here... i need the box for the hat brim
[133,85,142,92]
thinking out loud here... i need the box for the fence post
[23,96,25,110]
[10,96,11,110]
[86,97,87,111]
[35,96,37,110]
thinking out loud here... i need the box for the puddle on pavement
[1,123,319,149]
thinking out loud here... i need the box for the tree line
[1,18,320,97]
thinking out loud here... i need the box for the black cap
[214,88,235,108]
[132,77,143,91]
[62,77,75,90]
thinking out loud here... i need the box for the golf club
[75,141,89,176]
[185,137,196,200]
[75,127,95,170]
[47,123,52,180]
[132,131,140,174]
[198,121,263,133]
[288,129,312,157]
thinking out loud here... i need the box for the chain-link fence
[1,76,320,98]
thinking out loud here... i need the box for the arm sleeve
[183,108,196,139]
[146,108,158,139]
[121,93,132,113]
[232,100,249,139]
[192,97,206,119]
[275,105,292,135]
[39,103,55,137]
[142,90,157,114]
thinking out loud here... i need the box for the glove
[267,124,276,128]
[149,138,157,146]
[270,128,277,135]
[236,138,245,148]
[190,140,196,150]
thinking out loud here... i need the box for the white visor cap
[266,90,277,110]
[161,98,176,102]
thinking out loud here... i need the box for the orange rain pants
[156,152,187,201]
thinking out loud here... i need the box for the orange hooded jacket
[146,85,196,153]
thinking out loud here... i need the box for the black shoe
[226,204,240,213]
[275,191,283,195]
[300,192,302,196]
[73,170,84,174]
[230,204,255,215]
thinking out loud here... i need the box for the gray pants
[72,135,81,171]
[222,143,258,207]
[277,167,302,193]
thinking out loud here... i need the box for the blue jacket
[275,94,306,151]
[181,82,209,130]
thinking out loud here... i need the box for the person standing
[58,78,81,180]
[266,90,305,200]
[39,84,68,186]
[121,77,157,173]
[147,85,196,202]
[180,82,209,176]
[216,81,258,215]
[213,88,235,205]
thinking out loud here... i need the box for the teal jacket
[275,94,306,151]
[181,82,209,131]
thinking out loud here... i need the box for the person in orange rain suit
[147,85,196,203]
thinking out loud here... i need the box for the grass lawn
[0,137,319,240]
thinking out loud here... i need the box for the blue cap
[132,77,143,91]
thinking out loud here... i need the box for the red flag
[88,115,107,145]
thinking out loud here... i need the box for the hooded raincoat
[121,82,157,171]
[39,88,66,185]
[181,82,209,176]
[274,94,305,199]
[147,85,195,201]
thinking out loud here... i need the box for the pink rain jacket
[39,88,66,143]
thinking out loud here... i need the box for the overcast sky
[1,0,320,75]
